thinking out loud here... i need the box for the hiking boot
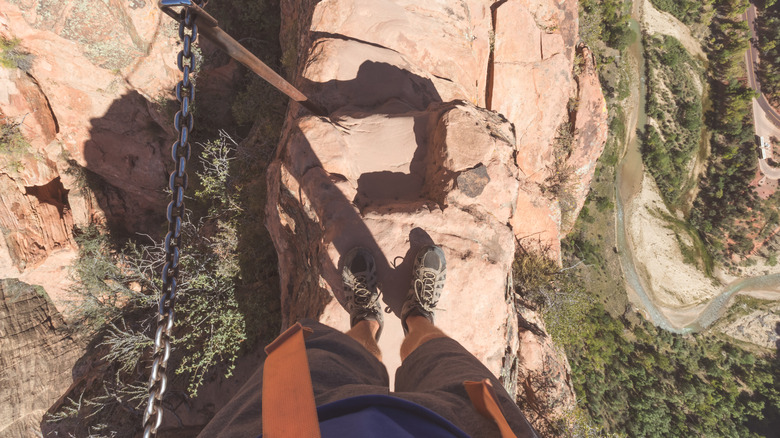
[401,245,446,334]
[342,247,383,340]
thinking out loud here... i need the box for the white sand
[625,172,721,308]
[642,0,706,60]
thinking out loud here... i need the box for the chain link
[142,4,199,437]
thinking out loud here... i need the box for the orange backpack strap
[464,379,518,438]
[262,322,321,438]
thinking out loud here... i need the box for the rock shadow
[352,112,434,213]
[78,90,175,237]
[277,60,451,318]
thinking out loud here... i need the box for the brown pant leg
[393,337,538,438]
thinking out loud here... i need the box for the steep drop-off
[267,0,607,429]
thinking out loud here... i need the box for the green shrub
[0,115,30,172]
[65,133,248,402]
[512,245,596,348]
[0,37,33,71]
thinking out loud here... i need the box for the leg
[394,245,537,437]
[197,319,390,438]
[346,319,382,362]
[400,315,447,361]
[394,334,538,438]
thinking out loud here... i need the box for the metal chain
[142,4,199,437]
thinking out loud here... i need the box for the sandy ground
[642,0,706,60]
[720,304,780,350]
[624,169,780,328]
[625,173,721,308]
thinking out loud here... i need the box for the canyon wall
[0,279,82,437]
[0,0,181,302]
[0,0,180,433]
[267,0,607,430]
[0,0,608,433]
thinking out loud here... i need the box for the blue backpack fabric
[259,395,471,438]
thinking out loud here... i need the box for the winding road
[614,1,780,334]
[745,3,780,179]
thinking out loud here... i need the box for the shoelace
[413,269,439,312]
[351,274,378,307]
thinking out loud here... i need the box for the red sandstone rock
[516,304,577,433]
[565,45,609,234]
[273,0,607,413]
[0,0,180,288]
[0,279,83,437]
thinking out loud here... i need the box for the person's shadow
[270,56,453,322]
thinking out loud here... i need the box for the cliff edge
[265,0,607,431]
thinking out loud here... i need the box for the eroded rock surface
[0,0,180,298]
[269,0,607,420]
[516,305,577,434]
[721,305,780,350]
[0,279,82,438]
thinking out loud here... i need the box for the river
[613,0,780,334]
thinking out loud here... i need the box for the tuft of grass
[1,37,33,71]
[1,115,30,173]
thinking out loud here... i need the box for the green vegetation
[543,121,578,227]
[0,114,31,172]
[512,245,596,349]
[688,0,780,263]
[721,294,776,322]
[0,116,29,155]
[561,0,635,322]
[579,0,635,53]
[756,0,780,107]
[563,3,780,438]
[568,304,780,437]
[648,0,714,27]
[48,1,287,434]
[511,247,614,438]
[656,209,715,275]
[66,134,247,396]
[0,37,33,71]
[515,244,780,437]
[642,35,704,204]
[49,131,274,435]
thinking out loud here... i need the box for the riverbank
[617,0,780,333]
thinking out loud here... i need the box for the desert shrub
[54,132,249,436]
[512,244,596,348]
[0,37,33,71]
[0,113,31,172]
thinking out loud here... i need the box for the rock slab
[0,279,82,438]
[269,0,608,411]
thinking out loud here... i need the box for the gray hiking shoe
[342,247,383,340]
[401,245,446,334]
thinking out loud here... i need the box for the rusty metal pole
[159,1,327,116]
